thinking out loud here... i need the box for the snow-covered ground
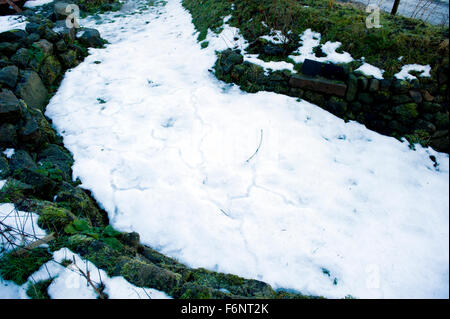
[40,0,450,299]
[349,0,449,25]
[0,15,26,33]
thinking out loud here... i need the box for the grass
[183,0,449,78]
[0,248,52,285]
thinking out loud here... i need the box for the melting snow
[395,64,432,81]
[355,63,385,80]
[42,0,449,299]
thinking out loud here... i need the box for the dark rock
[322,63,346,81]
[357,92,373,105]
[12,168,57,198]
[368,79,379,92]
[303,91,326,106]
[20,118,43,146]
[415,119,437,134]
[263,45,284,56]
[289,74,347,97]
[0,156,8,178]
[24,33,41,46]
[392,80,410,94]
[429,130,449,153]
[121,232,140,250]
[345,74,357,102]
[38,144,73,180]
[434,112,449,130]
[0,89,22,124]
[10,48,31,68]
[55,39,68,53]
[393,103,419,124]
[380,79,392,90]
[39,55,62,86]
[0,123,17,146]
[391,94,412,105]
[0,65,19,88]
[9,149,37,172]
[14,70,48,111]
[54,182,105,226]
[54,2,72,20]
[43,27,59,43]
[301,59,323,77]
[34,39,54,58]
[0,30,28,43]
[409,90,423,104]
[422,102,441,114]
[0,42,20,56]
[25,23,46,37]
[54,20,76,43]
[326,97,347,115]
[217,49,243,75]
[59,49,78,68]
[77,28,104,48]
[373,91,390,103]
[358,77,368,91]
[119,258,181,293]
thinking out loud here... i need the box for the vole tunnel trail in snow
[46,0,449,298]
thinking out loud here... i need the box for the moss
[183,0,448,75]
[37,204,77,232]
[0,179,32,203]
[26,278,53,299]
[0,248,52,285]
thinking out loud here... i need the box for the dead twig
[246,129,264,163]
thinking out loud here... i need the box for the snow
[395,64,432,81]
[44,0,449,299]
[355,63,385,80]
[260,30,289,45]
[0,203,47,252]
[289,29,353,65]
[2,149,15,159]
[23,0,54,8]
[0,180,6,190]
[0,247,171,299]
[32,248,171,299]
[0,16,26,34]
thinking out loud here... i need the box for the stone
[391,94,412,105]
[345,74,357,102]
[368,79,380,92]
[43,28,59,43]
[422,89,435,102]
[263,45,284,56]
[303,91,326,106]
[326,97,347,115]
[357,92,373,105]
[392,79,410,93]
[20,118,43,146]
[0,123,17,146]
[409,90,423,104]
[59,50,78,68]
[0,156,9,178]
[0,42,19,56]
[415,119,436,134]
[10,48,31,68]
[39,55,62,86]
[217,49,243,75]
[25,23,46,37]
[289,74,347,97]
[434,112,449,130]
[38,144,73,180]
[301,59,323,77]
[373,91,390,103]
[380,79,392,90]
[121,232,140,250]
[54,20,76,43]
[33,39,54,58]
[429,130,449,153]
[77,28,104,48]
[118,258,180,293]
[9,149,38,172]
[0,30,28,43]
[54,2,72,20]
[24,33,41,46]
[0,65,19,88]
[358,77,368,91]
[55,39,68,53]
[14,70,48,111]
[393,103,419,124]
[322,63,346,81]
[422,102,441,114]
[0,89,22,124]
